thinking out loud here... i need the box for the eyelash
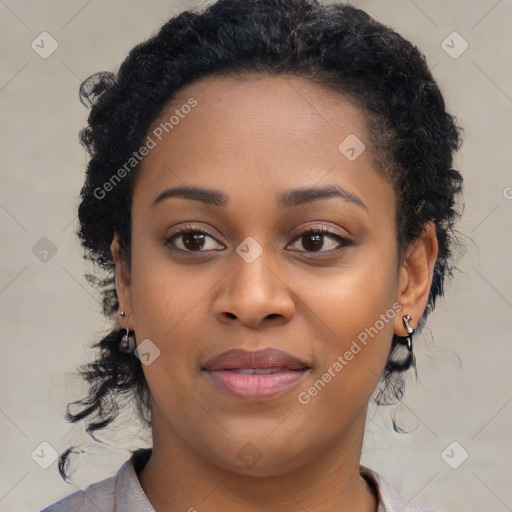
[164,225,351,256]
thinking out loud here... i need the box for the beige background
[1,1,511,511]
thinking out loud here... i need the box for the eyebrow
[152,184,368,211]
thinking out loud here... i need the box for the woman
[42,0,463,510]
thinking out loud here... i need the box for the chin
[201,435,316,478]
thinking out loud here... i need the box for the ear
[111,235,135,330]
[394,221,438,336]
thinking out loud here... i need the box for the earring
[120,328,136,353]
[402,315,414,352]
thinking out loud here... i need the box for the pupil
[184,233,204,250]
[303,233,323,251]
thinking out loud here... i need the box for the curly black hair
[59,0,463,481]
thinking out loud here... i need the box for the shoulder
[360,465,443,512]
[40,449,153,512]
[39,472,116,512]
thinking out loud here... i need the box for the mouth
[203,348,311,401]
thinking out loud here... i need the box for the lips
[204,348,309,371]
[203,348,310,400]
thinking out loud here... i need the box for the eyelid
[290,223,349,240]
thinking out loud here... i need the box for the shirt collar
[114,449,154,512]
[359,465,437,512]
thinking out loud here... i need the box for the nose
[212,249,296,329]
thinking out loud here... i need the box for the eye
[288,226,350,254]
[165,227,225,252]
[165,225,350,255]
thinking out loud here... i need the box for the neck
[137,405,377,512]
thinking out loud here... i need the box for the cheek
[297,251,399,404]
[128,242,213,376]
[128,257,208,415]
[129,235,210,334]
[300,246,398,339]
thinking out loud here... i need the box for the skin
[112,74,438,512]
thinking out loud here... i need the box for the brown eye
[181,232,206,250]
[301,232,324,252]
[289,228,350,254]
[165,228,225,252]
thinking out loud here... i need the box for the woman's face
[115,74,430,476]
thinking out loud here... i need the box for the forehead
[157,72,368,151]
[134,73,393,216]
